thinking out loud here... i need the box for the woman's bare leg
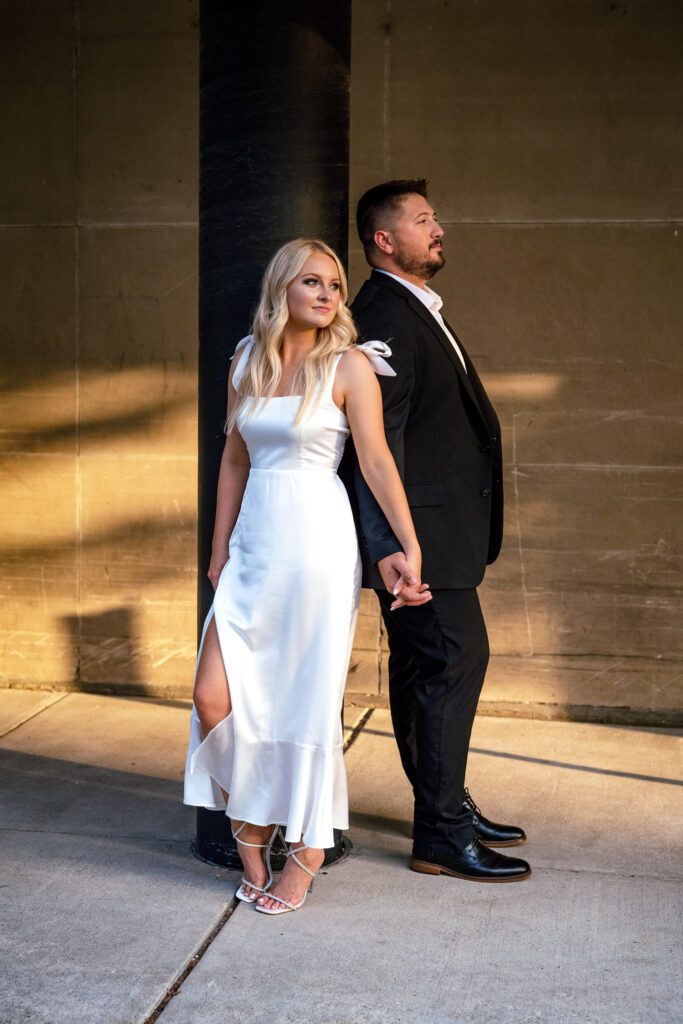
[230,820,279,898]
[193,616,231,736]
[193,617,272,897]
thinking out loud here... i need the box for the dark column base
[192,808,241,869]
[196,1,351,873]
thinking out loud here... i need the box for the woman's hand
[207,541,229,591]
[378,549,432,611]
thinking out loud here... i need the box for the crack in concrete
[142,704,376,1021]
[141,901,239,1024]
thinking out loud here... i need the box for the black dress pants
[377,588,489,852]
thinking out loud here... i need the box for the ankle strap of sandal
[286,843,318,879]
[232,822,277,849]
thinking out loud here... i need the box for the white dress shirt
[376,269,468,373]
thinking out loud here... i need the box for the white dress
[183,337,394,849]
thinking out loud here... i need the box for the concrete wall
[0,1,199,694]
[1,1,681,721]
[347,0,683,723]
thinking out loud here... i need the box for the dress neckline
[250,392,347,419]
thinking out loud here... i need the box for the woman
[184,238,429,916]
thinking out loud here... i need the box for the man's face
[382,193,445,280]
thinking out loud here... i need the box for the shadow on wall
[1,363,199,695]
[63,607,145,693]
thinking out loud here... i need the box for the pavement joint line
[0,825,194,844]
[137,708,376,1019]
[525,865,683,884]
[141,900,239,1024]
[139,714,374,1020]
[343,696,683,727]
[343,707,374,752]
[0,692,69,740]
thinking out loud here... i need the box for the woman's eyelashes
[303,277,340,290]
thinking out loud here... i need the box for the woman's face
[286,253,342,331]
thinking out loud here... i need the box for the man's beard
[394,244,446,280]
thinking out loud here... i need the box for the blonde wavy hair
[227,238,358,432]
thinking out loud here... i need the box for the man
[346,179,530,881]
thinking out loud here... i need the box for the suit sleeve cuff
[366,533,402,566]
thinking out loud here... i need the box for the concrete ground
[0,690,681,1024]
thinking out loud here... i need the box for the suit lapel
[442,315,500,435]
[368,272,487,425]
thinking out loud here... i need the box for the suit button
[479,444,490,453]
[480,488,490,497]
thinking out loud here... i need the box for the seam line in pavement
[531,865,683,883]
[0,825,191,843]
[0,692,69,740]
[142,900,239,1024]
[145,705,375,1020]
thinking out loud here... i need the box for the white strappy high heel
[232,822,280,903]
[254,837,321,916]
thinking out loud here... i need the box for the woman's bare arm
[336,350,430,604]
[207,357,251,590]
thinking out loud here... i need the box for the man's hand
[377,551,432,611]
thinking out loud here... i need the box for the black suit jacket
[340,269,503,590]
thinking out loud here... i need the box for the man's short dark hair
[356,178,429,254]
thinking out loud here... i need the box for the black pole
[195,0,352,868]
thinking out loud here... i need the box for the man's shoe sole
[410,857,531,882]
[478,836,527,848]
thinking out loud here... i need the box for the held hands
[377,550,432,611]
[207,541,229,591]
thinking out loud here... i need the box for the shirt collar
[375,269,443,315]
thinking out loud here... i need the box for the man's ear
[373,229,394,255]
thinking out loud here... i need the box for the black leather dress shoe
[410,838,531,882]
[465,788,527,847]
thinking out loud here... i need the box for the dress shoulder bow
[355,340,396,377]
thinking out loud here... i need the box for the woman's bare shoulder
[337,347,375,378]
